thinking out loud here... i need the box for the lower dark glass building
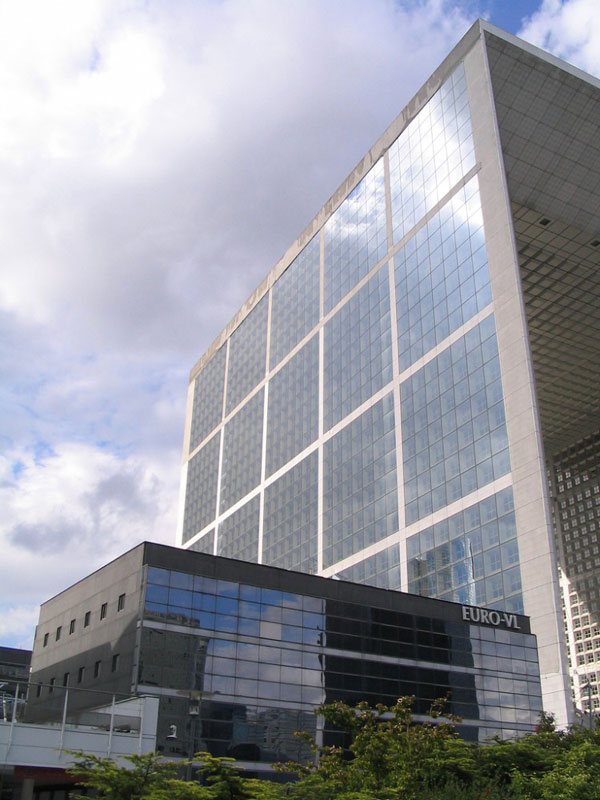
[29,543,542,767]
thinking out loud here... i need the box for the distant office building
[551,434,600,716]
[28,542,543,765]
[0,647,30,687]
[178,19,600,725]
[0,646,31,721]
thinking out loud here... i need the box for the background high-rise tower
[178,19,600,726]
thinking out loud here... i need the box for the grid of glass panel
[220,389,264,513]
[395,176,491,370]
[218,496,260,563]
[401,315,510,525]
[323,393,398,568]
[389,63,475,243]
[266,336,319,476]
[324,265,393,431]
[182,433,220,543]
[226,294,268,414]
[471,628,542,728]
[188,530,215,555]
[336,544,401,590]
[270,235,320,369]
[189,346,226,453]
[143,566,542,753]
[324,602,540,724]
[263,452,318,573]
[324,159,387,313]
[406,488,523,612]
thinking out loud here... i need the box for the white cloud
[0,0,477,352]
[0,0,483,648]
[0,605,41,651]
[519,0,600,75]
[0,441,178,609]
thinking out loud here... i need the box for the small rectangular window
[84,611,91,627]
[43,633,49,647]
[94,660,101,678]
[49,678,55,693]
[69,619,76,635]
[100,602,107,620]
[63,672,69,687]
[36,683,42,698]
[56,626,62,641]
[111,654,120,673]
[77,666,85,684]
[117,593,126,612]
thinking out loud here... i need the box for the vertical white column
[384,150,406,590]
[317,229,325,573]
[464,34,571,727]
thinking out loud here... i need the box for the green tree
[68,704,600,800]
[68,751,183,800]
[68,750,252,800]
[275,696,486,800]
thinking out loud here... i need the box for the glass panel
[406,487,523,611]
[395,176,490,370]
[323,393,398,568]
[324,158,387,312]
[389,63,475,242]
[182,432,220,543]
[266,336,318,475]
[401,315,510,524]
[188,530,215,555]
[337,544,401,589]
[220,389,264,512]
[263,451,318,573]
[324,264,392,430]
[270,234,320,368]
[217,496,260,562]
[189,345,226,452]
[226,294,268,414]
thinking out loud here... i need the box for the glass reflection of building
[180,20,600,726]
[29,543,545,764]
[124,550,546,749]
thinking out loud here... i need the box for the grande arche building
[178,19,600,727]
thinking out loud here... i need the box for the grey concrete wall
[464,35,571,727]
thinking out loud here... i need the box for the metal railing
[0,680,158,764]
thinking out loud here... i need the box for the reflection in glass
[324,159,387,312]
[189,346,226,453]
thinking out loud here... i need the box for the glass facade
[400,315,510,525]
[263,451,318,573]
[220,389,264,514]
[324,264,392,430]
[189,345,226,453]
[395,176,491,370]
[270,234,320,369]
[182,433,220,544]
[388,63,475,243]
[407,487,522,612]
[182,61,522,621]
[323,394,398,568]
[218,496,260,563]
[141,560,542,760]
[324,158,387,313]
[266,335,319,476]
[226,294,268,415]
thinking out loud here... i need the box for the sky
[2,0,600,650]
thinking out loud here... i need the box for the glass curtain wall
[183,63,523,613]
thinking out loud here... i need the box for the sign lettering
[461,605,520,630]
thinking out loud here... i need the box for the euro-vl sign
[461,605,520,629]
